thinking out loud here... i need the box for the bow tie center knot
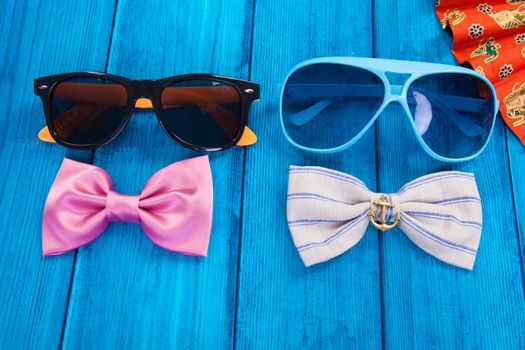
[105,190,140,224]
[369,193,400,231]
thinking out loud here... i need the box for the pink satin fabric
[42,156,213,256]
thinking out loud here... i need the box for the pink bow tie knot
[105,191,140,224]
[42,156,213,257]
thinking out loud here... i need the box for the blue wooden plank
[507,133,525,274]
[235,1,382,348]
[59,0,254,348]
[373,0,525,348]
[2,0,524,348]
[0,0,116,348]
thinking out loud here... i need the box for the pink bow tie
[42,156,213,256]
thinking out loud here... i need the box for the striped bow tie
[287,166,482,270]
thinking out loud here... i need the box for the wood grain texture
[1,0,525,348]
[0,0,115,348]
[59,0,254,348]
[507,132,525,277]
[373,0,525,348]
[234,1,382,348]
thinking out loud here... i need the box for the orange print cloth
[436,0,525,145]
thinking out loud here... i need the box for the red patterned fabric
[436,0,525,144]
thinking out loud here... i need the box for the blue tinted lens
[407,73,495,159]
[281,63,385,150]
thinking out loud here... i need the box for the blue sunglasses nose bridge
[387,84,406,98]
[382,85,407,106]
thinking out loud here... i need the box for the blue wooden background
[1,0,524,348]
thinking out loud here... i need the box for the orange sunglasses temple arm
[41,86,257,146]
[37,124,257,146]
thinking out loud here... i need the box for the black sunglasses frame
[34,72,260,151]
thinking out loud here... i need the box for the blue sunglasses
[279,57,499,162]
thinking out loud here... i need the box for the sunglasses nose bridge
[389,84,405,97]
[382,84,408,107]
[130,79,157,100]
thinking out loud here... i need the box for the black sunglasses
[34,72,260,151]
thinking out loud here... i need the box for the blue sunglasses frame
[279,57,499,162]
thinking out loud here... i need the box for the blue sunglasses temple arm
[286,84,487,136]
[285,84,488,111]
[416,88,483,137]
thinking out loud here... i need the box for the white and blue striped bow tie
[287,166,482,270]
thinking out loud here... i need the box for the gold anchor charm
[369,195,400,232]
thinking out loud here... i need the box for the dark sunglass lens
[407,73,495,159]
[49,77,128,146]
[160,80,242,149]
[281,63,385,150]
